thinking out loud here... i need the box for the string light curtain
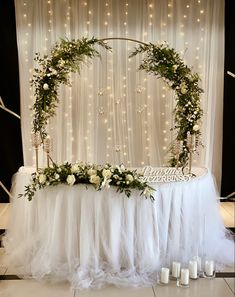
[14,0,224,185]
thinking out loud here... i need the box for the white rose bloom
[126,174,134,182]
[101,179,111,189]
[143,187,153,197]
[38,174,46,184]
[54,173,60,180]
[102,169,112,179]
[193,124,200,131]
[180,82,187,94]
[173,65,178,72]
[87,168,97,176]
[43,83,49,90]
[71,164,80,174]
[89,175,101,185]
[181,87,187,94]
[66,174,76,186]
[57,168,62,173]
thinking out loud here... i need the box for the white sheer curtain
[14,0,224,185]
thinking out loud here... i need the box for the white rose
[43,83,49,90]
[89,175,101,185]
[193,124,200,131]
[54,173,60,180]
[66,174,76,186]
[71,164,80,174]
[173,65,178,72]
[87,168,97,176]
[126,174,134,182]
[180,82,187,94]
[181,87,187,94]
[101,179,111,189]
[57,168,62,173]
[38,174,46,184]
[143,187,153,198]
[102,169,112,179]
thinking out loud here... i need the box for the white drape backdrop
[14,0,224,186]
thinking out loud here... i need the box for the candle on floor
[172,261,181,278]
[189,260,198,279]
[160,267,169,284]
[205,260,214,276]
[193,256,201,272]
[180,268,189,286]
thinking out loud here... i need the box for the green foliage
[19,162,155,202]
[130,42,203,167]
[32,37,111,139]
[31,37,203,168]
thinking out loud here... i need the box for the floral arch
[32,37,203,168]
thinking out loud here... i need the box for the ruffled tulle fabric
[3,167,234,289]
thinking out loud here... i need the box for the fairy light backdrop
[15,0,224,185]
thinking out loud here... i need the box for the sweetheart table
[3,167,234,289]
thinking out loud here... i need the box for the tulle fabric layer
[3,168,234,289]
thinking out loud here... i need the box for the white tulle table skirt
[3,167,234,289]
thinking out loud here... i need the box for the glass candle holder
[203,260,216,279]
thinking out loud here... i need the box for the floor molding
[0,272,234,281]
[0,275,21,280]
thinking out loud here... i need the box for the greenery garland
[130,42,203,166]
[32,37,111,139]
[19,162,155,202]
[31,37,203,167]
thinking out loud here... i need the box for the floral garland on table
[19,163,155,202]
[130,42,203,166]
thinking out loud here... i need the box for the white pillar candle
[160,267,169,284]
[172,261,181,278]
[205,260,214,276]
[180,268,189,285]
[189,260,198,279]
[193,256,201,272]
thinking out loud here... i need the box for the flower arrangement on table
[19,162,155,202]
